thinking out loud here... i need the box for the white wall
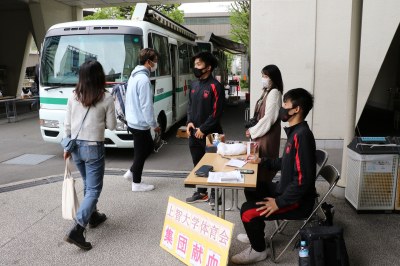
[250,0,317,136]
[312,0,352,139]
[251,0,400,140]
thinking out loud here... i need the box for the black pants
[129,128,153,183]
[189,136,208,194]
[240,182,314,252]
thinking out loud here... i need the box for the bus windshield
[40,34,142,86]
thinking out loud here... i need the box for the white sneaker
[231,245,267,264]
[237,233,250,244]
[123,170,132,181]
[131,182,154,192]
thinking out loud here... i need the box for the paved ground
[1,99,400,265]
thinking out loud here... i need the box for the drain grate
[0,170,190,193]
[2,154,55,165]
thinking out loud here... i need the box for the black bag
[61,107,90,153]
[195,165,213,177]
[244,116,258,129]
[60,137,77,153]
[300,226,349,266]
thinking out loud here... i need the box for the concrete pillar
[17,34,34,97]
[335,0,363,197]
[71,6,83,21]
[29,1,46,48]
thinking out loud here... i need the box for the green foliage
[153,4,184,24]
[229,1,250,53]
[84,4,184,24]
[240,79,249,90]
[226,53,234,74]
[84,7,126,20]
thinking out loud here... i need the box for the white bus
[39,3,197,148]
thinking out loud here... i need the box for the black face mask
[193,67,206,78]
[279,106,296,122]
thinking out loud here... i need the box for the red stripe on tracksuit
[241,203,300,223]
[294,133,303,185]
[211,84,217,118]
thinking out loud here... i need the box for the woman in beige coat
[245,65,283,200]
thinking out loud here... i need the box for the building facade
[250,0,400,142]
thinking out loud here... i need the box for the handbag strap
[253,87,276,117]
[73,107,90,140]
[64,158,72,180]
[253,89,269,117]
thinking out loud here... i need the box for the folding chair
[316,149,329,176]
[274,149,328,233]
[269,164,340,263]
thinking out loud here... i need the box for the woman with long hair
[63,60,116,250]
[245,64,283,200]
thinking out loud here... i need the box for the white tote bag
[62,158,80,220]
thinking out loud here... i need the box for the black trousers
[189,136,208,194]
[129,128,153,183]
[240,182,314,252]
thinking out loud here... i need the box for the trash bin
[345,137,399,212]
[392,137,400,211]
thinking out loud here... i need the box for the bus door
[170,43,178,122]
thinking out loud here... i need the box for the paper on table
[207,171,244,183]
[224,159,246,168]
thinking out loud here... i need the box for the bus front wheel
[157,113,167,138]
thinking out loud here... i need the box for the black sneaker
[209,193,222,206]
[186,192,208,203]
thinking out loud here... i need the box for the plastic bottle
[299,240,310,266]
[212,133,220,147]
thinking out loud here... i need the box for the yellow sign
[160,196,234,266]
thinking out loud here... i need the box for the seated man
[231,88,316,264]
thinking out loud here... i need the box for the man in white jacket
[124,48,161,192]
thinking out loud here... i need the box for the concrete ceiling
[0,0,232,10]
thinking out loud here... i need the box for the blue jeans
[71,140,105,227]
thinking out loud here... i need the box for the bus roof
[46,20,196,45]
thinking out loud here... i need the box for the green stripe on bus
[40,97,68,105]
[41,88,183,105]
[154,91,173,102]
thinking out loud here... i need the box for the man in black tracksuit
[185,52,225,205]
[231,88,316,265]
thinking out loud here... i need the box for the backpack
[112,82,167,152]
[111,82,128,124]
[300,226,349,266]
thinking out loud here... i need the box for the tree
[153,4,184,24]
[84,7,126,20]
[84,4,184,24]
[229,1,250,89]
[229,1,250,52]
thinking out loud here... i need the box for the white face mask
[262,77,271,89]
[150,62,158,72]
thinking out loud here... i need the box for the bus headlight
[116,121,128,131]
[40,119,59,128]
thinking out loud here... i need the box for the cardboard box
[176,126,189,138]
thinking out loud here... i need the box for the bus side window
[148,33,153,48]
[152,33,171,77]
[178,42,189,75]
[188,44,195,71]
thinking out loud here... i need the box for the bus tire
[157,112,167,138]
